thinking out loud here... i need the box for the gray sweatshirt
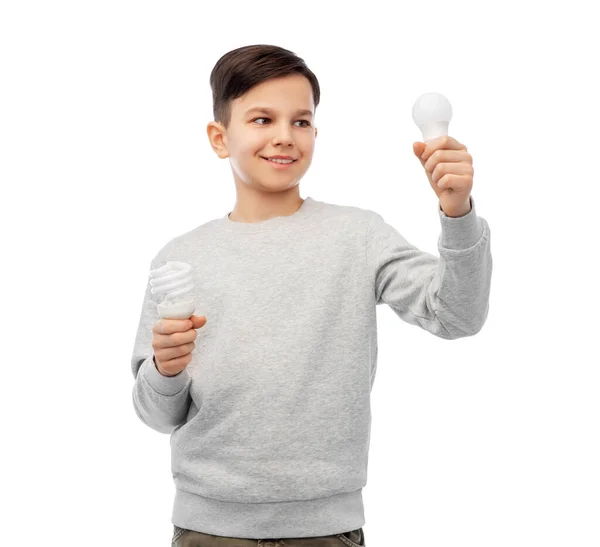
[131,195,492,539]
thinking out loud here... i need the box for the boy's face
[207,74,318,193]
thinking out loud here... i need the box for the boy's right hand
[152,314,207,377]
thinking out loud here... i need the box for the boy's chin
[250,179,301,192]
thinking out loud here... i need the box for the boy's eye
[253,117,311,127]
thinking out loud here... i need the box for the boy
[131,44,492,546]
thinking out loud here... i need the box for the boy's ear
[206,121,229,159]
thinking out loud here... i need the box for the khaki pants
[171,525,365,546]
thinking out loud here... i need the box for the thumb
[413,141,426,161]
[190,314,207,329]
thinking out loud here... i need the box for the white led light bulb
[412,92,453,143]
[149,261,196,319]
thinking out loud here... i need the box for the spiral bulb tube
[149,261,196,319]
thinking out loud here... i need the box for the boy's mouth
[261,156,297,162]
[261,156,297,168]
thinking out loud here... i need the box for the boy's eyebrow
[245,107,313,118]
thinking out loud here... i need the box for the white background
[1,1,599,546]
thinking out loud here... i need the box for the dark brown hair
[209,44,320,129]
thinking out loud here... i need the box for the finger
[413,142,427,157]
[437,173,472,191]
[191,315,208,329]
[160,342,196,363]
[432,162,473,186]
[424,150,470,173]
[154,329,196,349]
[420,136,466,162]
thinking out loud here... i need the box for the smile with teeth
[264,157,296,164]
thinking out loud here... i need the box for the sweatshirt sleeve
[366,196,492,339]
[130,257,192,434]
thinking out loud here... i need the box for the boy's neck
[228,190,304,223]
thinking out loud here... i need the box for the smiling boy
[207,63,317,224]
[131,44,493,546]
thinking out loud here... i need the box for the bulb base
[158,299,196,319]
[421,122,450,143]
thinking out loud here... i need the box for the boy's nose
[271,127,294,145]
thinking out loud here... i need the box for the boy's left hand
[413,136,474,218]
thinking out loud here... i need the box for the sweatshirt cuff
[142,355,190,396]
[438,195,483,250]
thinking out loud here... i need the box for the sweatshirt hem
[171,486,365,539]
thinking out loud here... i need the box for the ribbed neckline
[216,196,316,233]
